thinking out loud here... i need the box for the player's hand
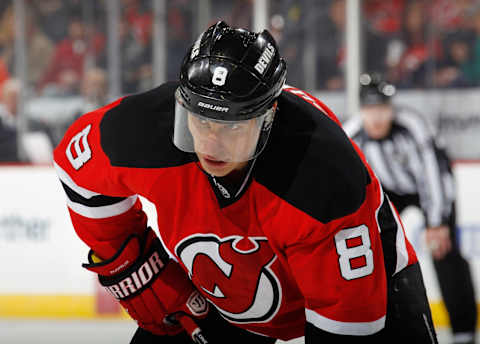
[425,225,451,260]
[83,228,209,336]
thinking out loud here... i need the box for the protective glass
[173,93,275,163]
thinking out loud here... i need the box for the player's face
[360,104,394,139]
[187,114,261,176]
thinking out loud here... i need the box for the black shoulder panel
[255,90,370,224]
[100,81,195,168]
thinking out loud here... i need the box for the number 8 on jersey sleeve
[334,225,374,280]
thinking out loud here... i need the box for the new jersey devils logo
[175,234,282,323]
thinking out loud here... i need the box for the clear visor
[173,98,275,163]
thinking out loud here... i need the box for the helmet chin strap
[234,158,256,198]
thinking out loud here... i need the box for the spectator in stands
[344,73,478,344]
[0,5,14,74]
[26,13,55,89]
[31,0,72,43]
[316,0,345,90]
[363,0,406,77]
[268,0,306,88]
[225,0,253,29]
[39,15,105,93]
[0,79,52,163]
[0,5,54,89]
[431,0,473,34]
[436,31,475,87]
[122,0,152,46]
[0,79,20,162]
[0,58,10,93]
[109,0,153,93]
[363,0,405,36]
[116,16,151,94]
[0,6,55,88]
[166,0,194,82]
[457,7,480,86]
[26,67,108,148]
[389,0,443,88]
[316,0,389,89]
[79,67,108,113]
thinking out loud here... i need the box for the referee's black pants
[387,191,477,336]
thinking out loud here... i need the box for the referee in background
[344,73,477,344]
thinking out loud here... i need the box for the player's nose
[198,135,224,157]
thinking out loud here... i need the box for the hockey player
[54,22,438,343]
[345,72,477,344]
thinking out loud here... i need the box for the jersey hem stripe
[305,308,385,336]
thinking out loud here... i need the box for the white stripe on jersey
[389,199,409,274]
[374,187,409,275]
[54,162,100,199]
[305,308,385,336]
[54,161,138,219]
[374,185,385,233]
[66,194,138,219]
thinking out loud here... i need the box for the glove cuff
[82,227,170,279]
[83,233,141,276]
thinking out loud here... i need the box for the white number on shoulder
[66,124,92,170]
[334,225,374,280]
[212,66,228,86]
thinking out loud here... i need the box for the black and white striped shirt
[344,106,454,227]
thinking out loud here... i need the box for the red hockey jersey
[53,82,417,340]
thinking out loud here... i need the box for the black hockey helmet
[359,72,396,106]
[173,21,287,163]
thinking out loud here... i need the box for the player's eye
[228,123,250,132]
[197,119,210,128]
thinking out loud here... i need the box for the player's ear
[261,105,276,131]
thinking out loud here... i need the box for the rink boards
[0,164,479,327]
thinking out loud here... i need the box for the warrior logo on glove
[105,250,165,299]
[176,235,281,323]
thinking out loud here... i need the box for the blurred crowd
[0,0,193,162]
[272,0,480,89]
[1,0,480,163]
